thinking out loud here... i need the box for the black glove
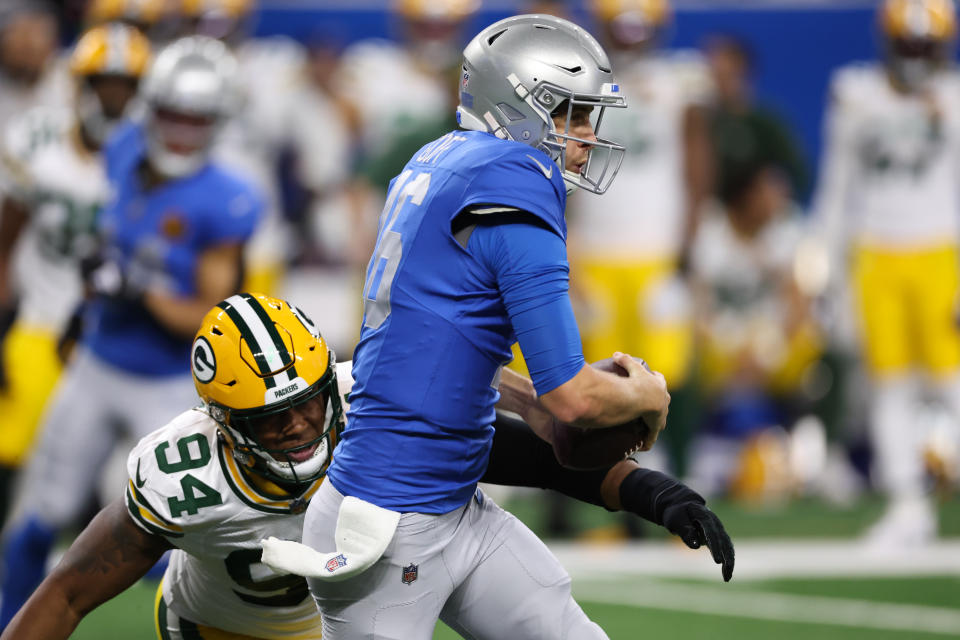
[80,252,146,303]
[619,467,735,582]
[662,501,735,582]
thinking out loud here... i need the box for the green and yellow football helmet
[589,0,672,50]
[192,292,343,486]
[879,0,957,89]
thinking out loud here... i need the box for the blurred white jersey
[0,59,71,143]
[0,108,106,332]
[334,39,448,157]
[214,37,306,267]
[812,63,960,250]
[126,362,354,638]
[569,51,711,259]
[692,205,806,332]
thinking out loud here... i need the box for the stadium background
[5,0,959,638]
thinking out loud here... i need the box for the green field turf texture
[73,574,960,640]
[68,497,960,639]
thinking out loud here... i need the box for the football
[551,357,652,470]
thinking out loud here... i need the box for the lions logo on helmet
[192,292,344,486]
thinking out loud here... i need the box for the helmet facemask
[538,89,626,195]
[886,36,952,90]
[77,74,140,147]
[208,354,344,488]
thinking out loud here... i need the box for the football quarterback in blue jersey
[300,14,676,640]
[0,36,263,631]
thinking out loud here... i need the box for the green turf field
[66,496,960,639]
[74,574,960,639]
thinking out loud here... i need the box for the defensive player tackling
[0,292,732,640]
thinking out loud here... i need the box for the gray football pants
[304,480,608,640]
[10,347,197,529]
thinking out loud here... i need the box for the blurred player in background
[569,0,711,393]
[300,14,672,640]
[683,33,824,500]
[0,35,263,630]
[181,0,355,301]
[337,0,479,275]
[0,2,69,137]
[0,23,149,529]
[0,292,730,640]
[810,0,960,546]
[688,163,822,500]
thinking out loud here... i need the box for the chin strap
[261,496,399,582]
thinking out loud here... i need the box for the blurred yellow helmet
[589,0,672,49]
[881,0,957,41]
[85,0,169,28]
[879,0,957,89]
[70,23,151,78]
[589,0,671,25]
[182,0,255,19]
[394,0,479,22]
[192,293,344,485]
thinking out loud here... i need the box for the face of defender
[244,393,329,465]
[551,104,598,176]
[86,74,140,121]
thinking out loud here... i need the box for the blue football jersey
[83,122,262,377]
[327,130,569,513]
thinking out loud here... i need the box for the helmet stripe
[239,293,296,377]
[216,296,280,386]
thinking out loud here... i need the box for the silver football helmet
[140,36,240,177]
[457,14,627,194]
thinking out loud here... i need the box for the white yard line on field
[573,579,960,636]
[549,539,960,580]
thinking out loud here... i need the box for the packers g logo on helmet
[192,292,344,486]
[192,336,216,383]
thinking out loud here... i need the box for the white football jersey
[125,362,354,638]
[1,107,107,332]
[569,51,712,259]
[690,204,808,362]
[214,36,307,268]
[334,39,449,158]
[811,63,960,251]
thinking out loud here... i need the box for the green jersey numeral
[155,434,223,518]
[224,548,310,607]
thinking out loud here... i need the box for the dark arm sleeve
[482,411,611,509]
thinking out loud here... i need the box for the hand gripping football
[551,357,652,470]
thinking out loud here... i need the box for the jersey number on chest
[155,434,223,518]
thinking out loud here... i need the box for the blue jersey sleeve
[460,147,567,239]
[103,121,144,184]
[199,176,263,246]
[468,218,585,395]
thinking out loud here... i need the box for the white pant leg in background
[10,348,196,529]
[303,482,606,640]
